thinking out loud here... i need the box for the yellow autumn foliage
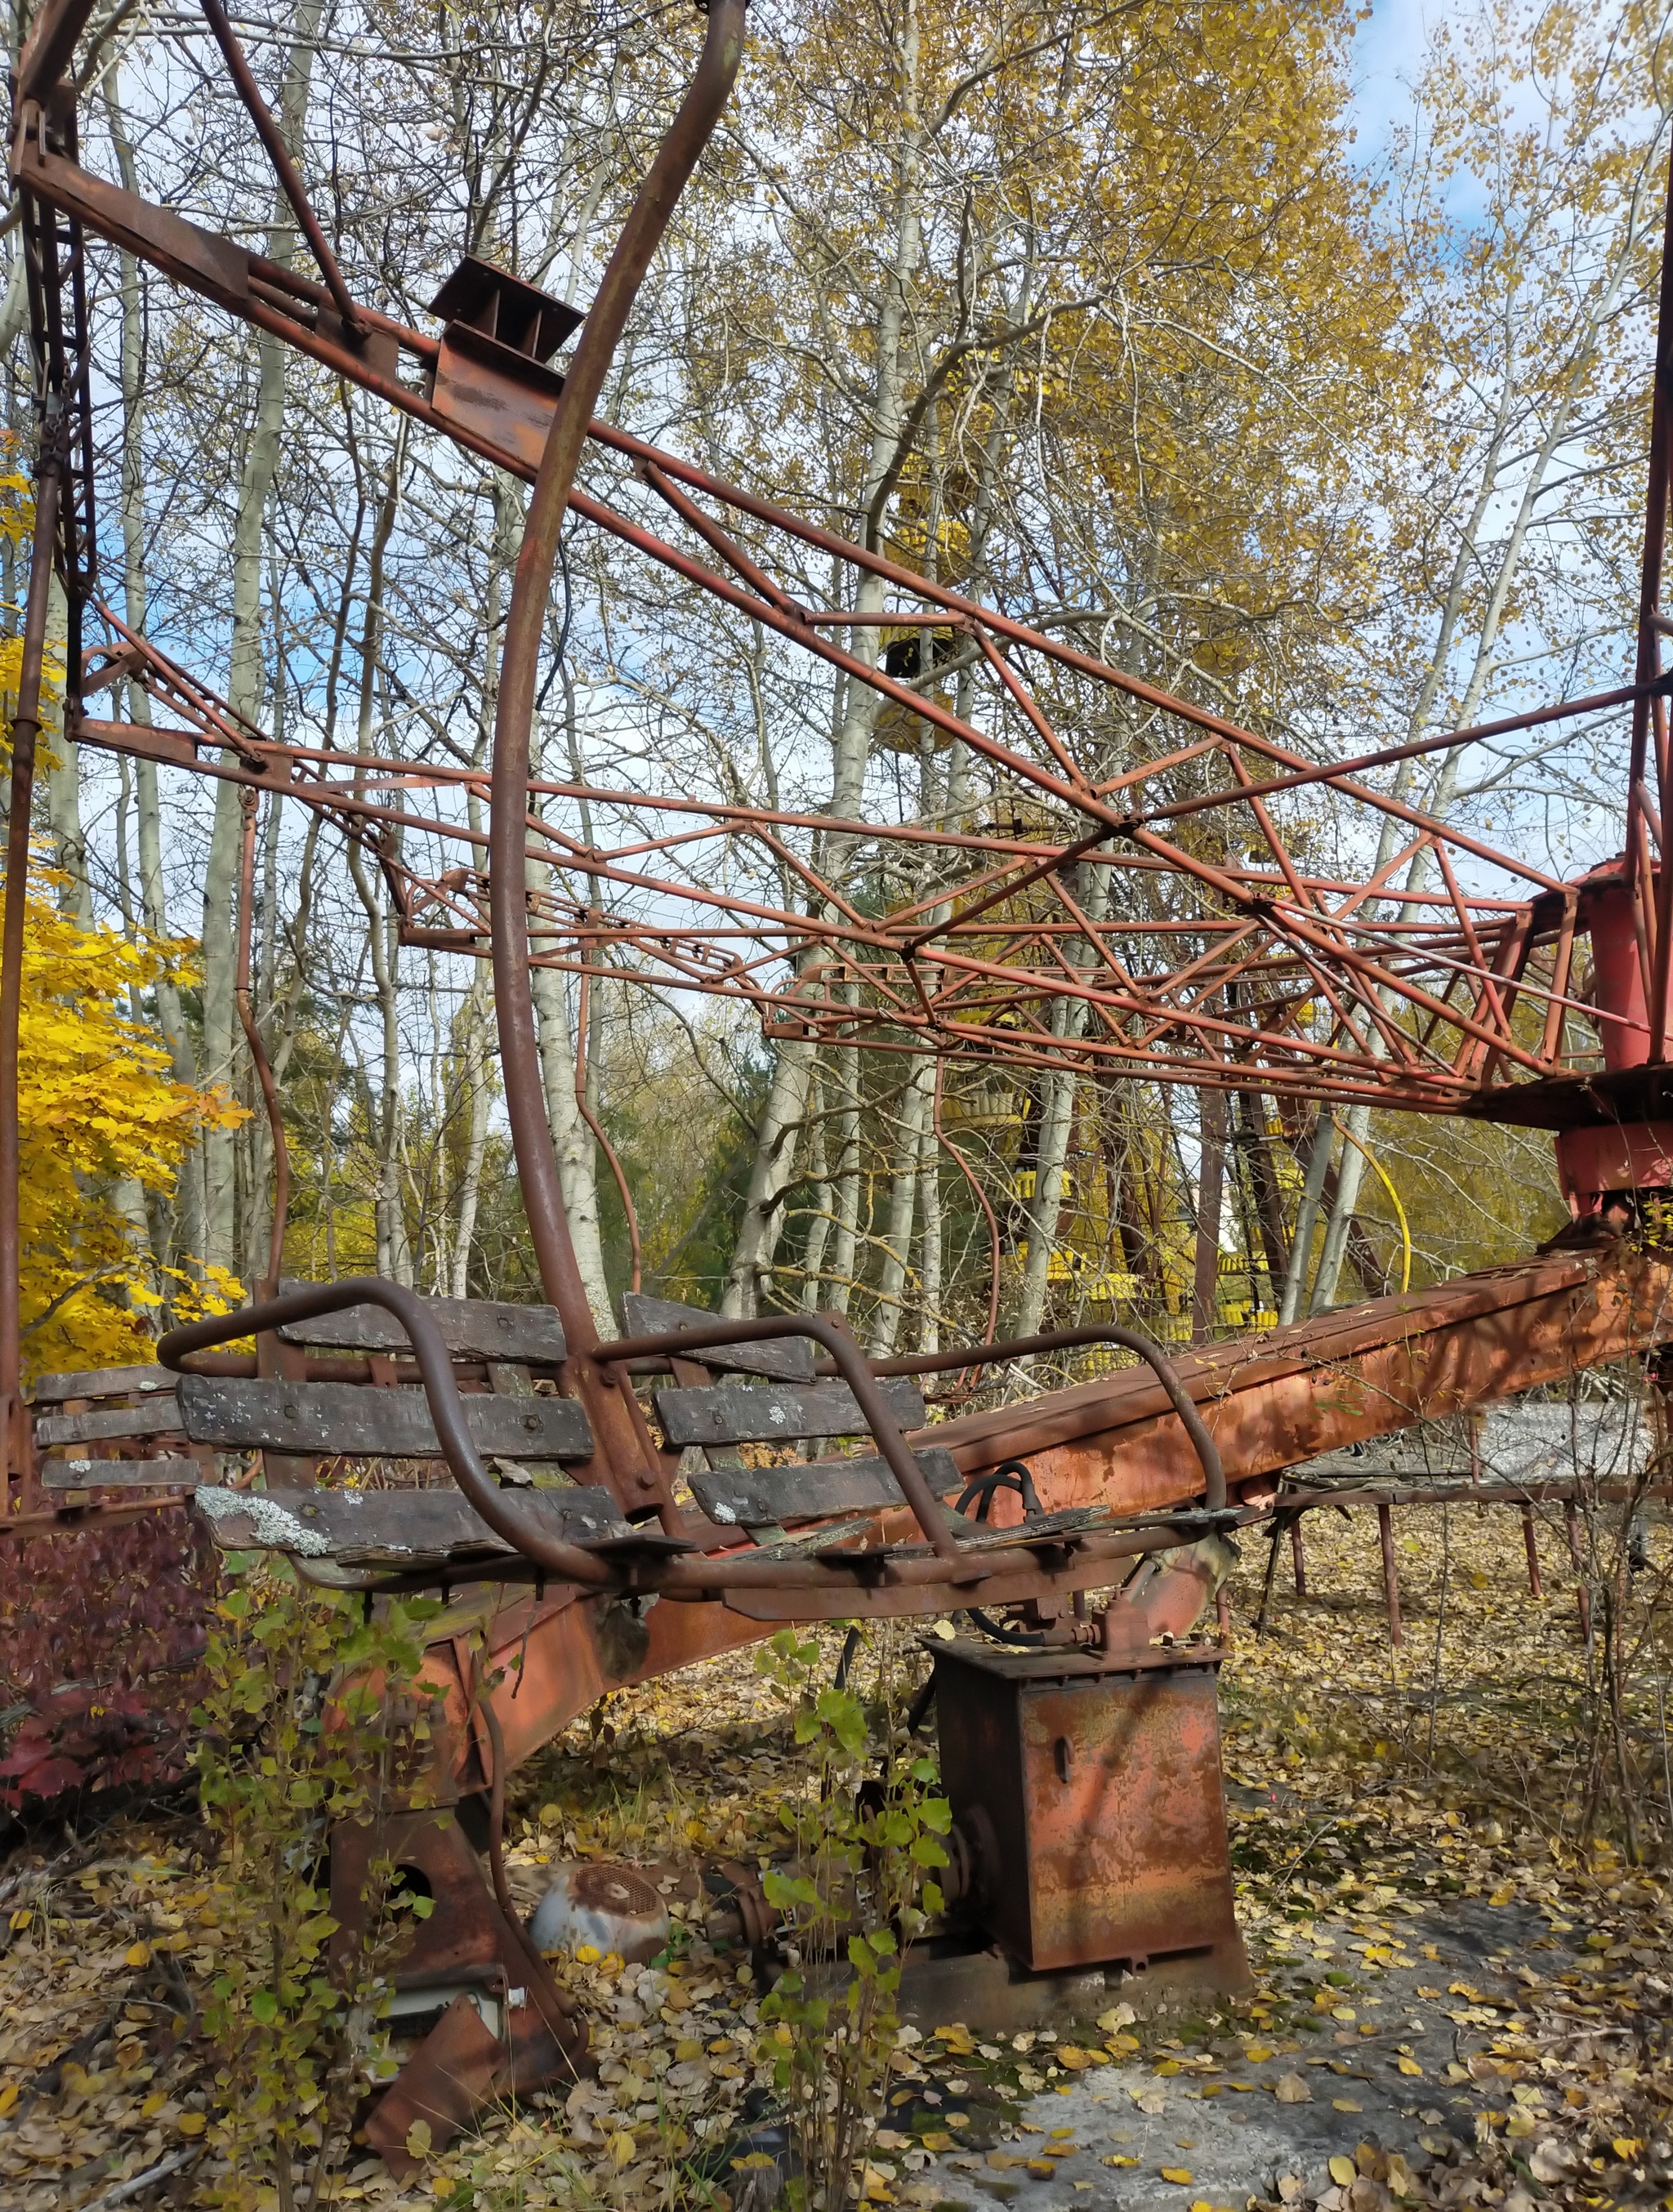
[13,860,244,1380]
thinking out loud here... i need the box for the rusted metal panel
[619,1291,816,1380]
[176,1374,593,1461]
[924,1249,1673,1513]
[934,1642,1247,1985]
[654,1376,925,1446]
[275,1282,565,1362]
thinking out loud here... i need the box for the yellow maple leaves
[11,861,243,1377]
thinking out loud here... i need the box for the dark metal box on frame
[933,1638,1250,1991]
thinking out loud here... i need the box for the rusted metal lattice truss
[9,0,1673,1132]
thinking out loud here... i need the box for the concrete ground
[896,1895,1570,2212]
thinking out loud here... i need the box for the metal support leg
[1521,1506,1544,1599]
[1377,1501,1402,1648]
[1290,1513,1307,1597]
[0,452,63,1515]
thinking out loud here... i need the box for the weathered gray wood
[42,1455,203,1489]
[192,1483,629,1568]
[619,1292,816,1383]
[177,1376,594,1461]
[654,1376,925,1447]
[274,1281,565,1363]
[32,1364,176,1405]
[35,1397,181,1447]
[689,1443,961,1527]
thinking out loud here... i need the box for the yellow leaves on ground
[9,863,244,1376]
[1160,2165,1194,2184]
[1329,2156,1358,2187]
[123,1942,150,1969]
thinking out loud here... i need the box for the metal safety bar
[823,1322,1228,1512]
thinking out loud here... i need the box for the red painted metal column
[0,450,62,1515]
[485,0,747,1521]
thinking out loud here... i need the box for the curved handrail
[595,1309,962,1559]
[822,1322,1227,1510]
[158,1278,619,1587]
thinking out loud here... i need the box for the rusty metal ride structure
[8,0,1673,2158]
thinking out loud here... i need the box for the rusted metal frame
[844,1322,1229,1510]
[518,814,923,988]
[1097,734,1225,797]
[639,457,812,623]
[1216,741,1320,916]
[16,0,99,103]
[1541,892,1580,1062]
[587,423,1568,894]
[234,788,290,1305]
[484,0,747,1530]
[1433,841,1516,1072]
[18,125,1584,928]
[1635,142,1673,1055]
[974,629,1099,794]
[900,825,1109,953]
[577,489,1140,848]
[1452,895,1535,1087]
[74,719,494,860]
[1122,822,1552,1077]
[1118,934,1280,1059]
[0,453,63,1510]
[749,1006,1469,1111]
[759,970,1452,1101]
[193,0,368,338]
[158,1279,627,1580]
[1134,683,1646,831]
[1232,911,1423,1077]
[1635,776,1666,854]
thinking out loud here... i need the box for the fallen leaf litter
[0,1500,1670,2208]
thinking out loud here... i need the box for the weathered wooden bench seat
[176,1374,593,1463]
[32,1362,207,1491]
[619,1291,960,1534]
[193,1482,631,1587]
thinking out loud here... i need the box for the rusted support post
[1377,1501,1402,1647]
[1290,1511,1307,1596]
[1565,1497,1591,1643]
[485,0,747,1522]
[1521,1505,1544,1598]
[0,449,62,1518]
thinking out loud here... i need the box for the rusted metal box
[933,1639,1248,1987]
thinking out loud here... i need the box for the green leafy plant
[754,1629,950,2211]
[193,1553,446,2212]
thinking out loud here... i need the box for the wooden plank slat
[689,1443,961,1527]
[31,1363,176,1405]
[619,1292,816,1382]
[42,1455,203,1489]
[35,1397,181,1447]
[177,1376,594,1461]
[191,1483,629,1567]
[274,1281,565,1363]
[654,1376,926,1447]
